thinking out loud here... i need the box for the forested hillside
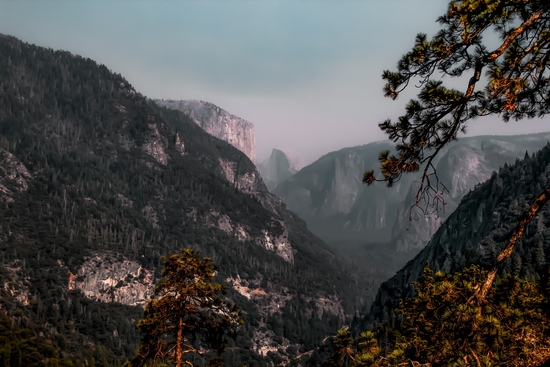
[366,145,550,327]
[0,34,370,367]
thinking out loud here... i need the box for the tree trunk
[478,187,550,300]
[176,317,183,367]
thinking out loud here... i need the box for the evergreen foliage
[134,249,241,367]
[363,0,550,212]
[326,264,550,366]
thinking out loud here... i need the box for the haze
[2,0,550,164]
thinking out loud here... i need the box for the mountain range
[0,34,370,367]
[2,32,550,367]
[273,134,550,274]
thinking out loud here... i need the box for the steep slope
[275,136,550,252]
[0,34,368,366]
[257,148,303,191]
[273,142,416,246]
[390,140,520,255]
[367,144,550,325]
[154,99,256,163]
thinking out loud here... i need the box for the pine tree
[326,264,550,366]
[133,249,241,367]
[363,0,550,213]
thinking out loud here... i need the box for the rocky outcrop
[2,261,30,306]
[204,210,294,263]
[154,99,255,162]
[69,254,155,307]
[141,122,169,166]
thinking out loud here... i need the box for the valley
[1,20,550,366]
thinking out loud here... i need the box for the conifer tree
[364,0,550,198]
[133,249,241,367]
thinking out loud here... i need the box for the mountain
[274,135,550,255]
[258,148,303,191]
[366,144,550,326]
[273,142,415,247]
[0,34,369,366]
[153,99,256,163]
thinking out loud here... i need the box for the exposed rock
[115,193,133,208]
[175,132,185,155]
[70,254,155,307]
[0,148,32,202]
[141,122,168,165]
[206,211,293,263]
[226,275,293,316]
[275,134,550,255]
[274,142,411,245]
[141,204,160,228]
[155,99,255,162]
[260,223,293,264]
[391,142,516,255]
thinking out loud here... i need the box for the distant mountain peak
[258,148,303,191]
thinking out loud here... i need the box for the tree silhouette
[134,249,241,367]
[364,0,550,215]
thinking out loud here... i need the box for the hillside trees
[133,249,241,367]
[325,264,550,366]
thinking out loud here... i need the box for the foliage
[326,264,550,366]
[134,249,241,367]
[363,0,550,213]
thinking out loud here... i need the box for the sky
[2,0,550,165]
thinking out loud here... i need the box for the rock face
[273,142,416,246]
[391,143,517,254]
[275,134,550,254]
[70,254,155,307]
[0,148,32,202]
[258,148,303,191]
[366,143,550,326]
[154,99,256,162]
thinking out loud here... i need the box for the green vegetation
[134,249,241,367]
[327,264,550,366]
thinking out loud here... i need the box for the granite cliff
[154,99,256,163]
[275,135,550,253]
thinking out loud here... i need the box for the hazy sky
[2,0,550,164]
